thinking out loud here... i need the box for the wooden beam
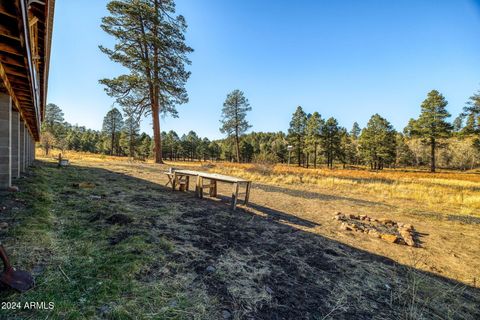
[0,10,15,19]
[0,2,15,18]
[0,54,24,68]
[3,65,28,78]
[0,42,23,56]
[0,61,35,138]
[0,24,21,41]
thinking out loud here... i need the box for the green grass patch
[0,161,209,319]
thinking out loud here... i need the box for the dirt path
[0,160,479,319]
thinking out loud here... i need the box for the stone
[349,214,359,219]
[359,215,367,220]
[380,234,398,243]
[0,222,8,229]
[335,211,342,215]
[402,224,414,231]
[222,310,232,319]
[368,229,380,238]
[333,214,345,221]
[206,265,216,273]
[340,222,352,231]
[399,229,415,246]
[378,218,394,225]
[7,186,19,192]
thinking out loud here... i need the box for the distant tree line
[41,88,480,171]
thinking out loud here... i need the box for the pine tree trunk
[306,152,309,168]
[298,148,301,167]
[235,132,240,163]
[111,132,114,156]
[314,144,317,168]
[430,137,436,172]
[152,101,163,164]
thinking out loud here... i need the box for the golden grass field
[57,149,480,217]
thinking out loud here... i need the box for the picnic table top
[169,169,251,183]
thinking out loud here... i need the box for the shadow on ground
[0,160,479,319]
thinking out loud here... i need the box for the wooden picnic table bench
[164,169,251,210]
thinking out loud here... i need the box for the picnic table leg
[244,182,251,205]
[186,176,190,191]
[209,179,217,197]
[172,172,177,191]
[231,182,239,210]
[196,176,203,199]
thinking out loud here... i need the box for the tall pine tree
[409,90,452,172]
[219,90,252,162]
[321,117,342,169]
[359,114,396,170]
[102,107,124,155]
[305,112,323,168]
[288,106,307,166]
[99,0,193,163]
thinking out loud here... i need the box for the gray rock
[206,265,216,273]
[222,310,231,319]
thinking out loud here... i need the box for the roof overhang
[0,0,55,141]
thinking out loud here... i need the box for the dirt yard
[0,158,479,319]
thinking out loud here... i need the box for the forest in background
[40,88,480,171]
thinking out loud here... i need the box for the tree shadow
[1,160,479,319]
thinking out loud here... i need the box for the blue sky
[48,0,480,139]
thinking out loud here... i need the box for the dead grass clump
[201,162,216,169]
[215,250,272,316]
[389,252,478,319]
[245,163,274,176]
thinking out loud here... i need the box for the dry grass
[202,162,480,216]
[38,148,480,217]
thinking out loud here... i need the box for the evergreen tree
[288,106,307,166]
[462,89,480,135]
[359,114,397,170]
[122,106,141,157]
[99,0,193,163]
[350,122,361,140]
[409,90,452,172]
[138,133,153,159]
[320,117,342,169]
[208,141,221,160]
[219,90,252,162]
[42,103,66,149]
[44,103,64,129]
[452,115,464,133]
[396,133,415,167]
[305,112,323,168]
[102,107,124,155]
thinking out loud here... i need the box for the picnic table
[164,169,251,210]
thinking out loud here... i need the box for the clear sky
[48,0,480,139]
